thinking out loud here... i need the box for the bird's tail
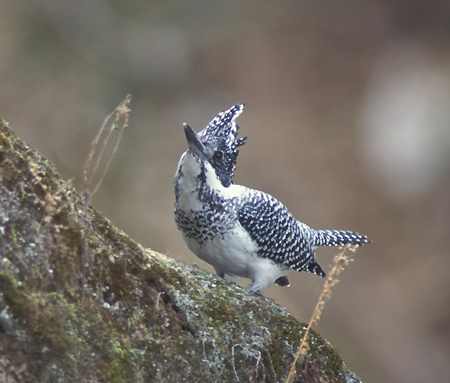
[314,230,370,247]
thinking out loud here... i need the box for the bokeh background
[2,1,450,382]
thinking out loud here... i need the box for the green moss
[266,320,305,375]
[207,297,237,324]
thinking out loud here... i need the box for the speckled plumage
[174,104,370,293]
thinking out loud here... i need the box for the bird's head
[183,104,246,188]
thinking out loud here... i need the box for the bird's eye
[213,151,223,161]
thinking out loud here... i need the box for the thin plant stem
[284,244,357,383]
[83,94,131,203]
[80,95,131,303]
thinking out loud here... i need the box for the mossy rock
[0,119,363,382]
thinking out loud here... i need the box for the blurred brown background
[2,1,450,382]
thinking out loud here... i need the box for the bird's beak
[184,123,208,161]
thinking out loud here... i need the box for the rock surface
[0,119,363,382]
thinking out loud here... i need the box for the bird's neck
[175,151,243,209]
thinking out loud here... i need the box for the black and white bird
[174,104,370,293]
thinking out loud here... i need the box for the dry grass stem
[80,95,131,303]
[83,94,131,204]
[284,244,357,383]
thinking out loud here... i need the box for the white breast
[182,224,289,293]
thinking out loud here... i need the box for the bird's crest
[197,104,247,186]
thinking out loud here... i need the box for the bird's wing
[237,190,324,276]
